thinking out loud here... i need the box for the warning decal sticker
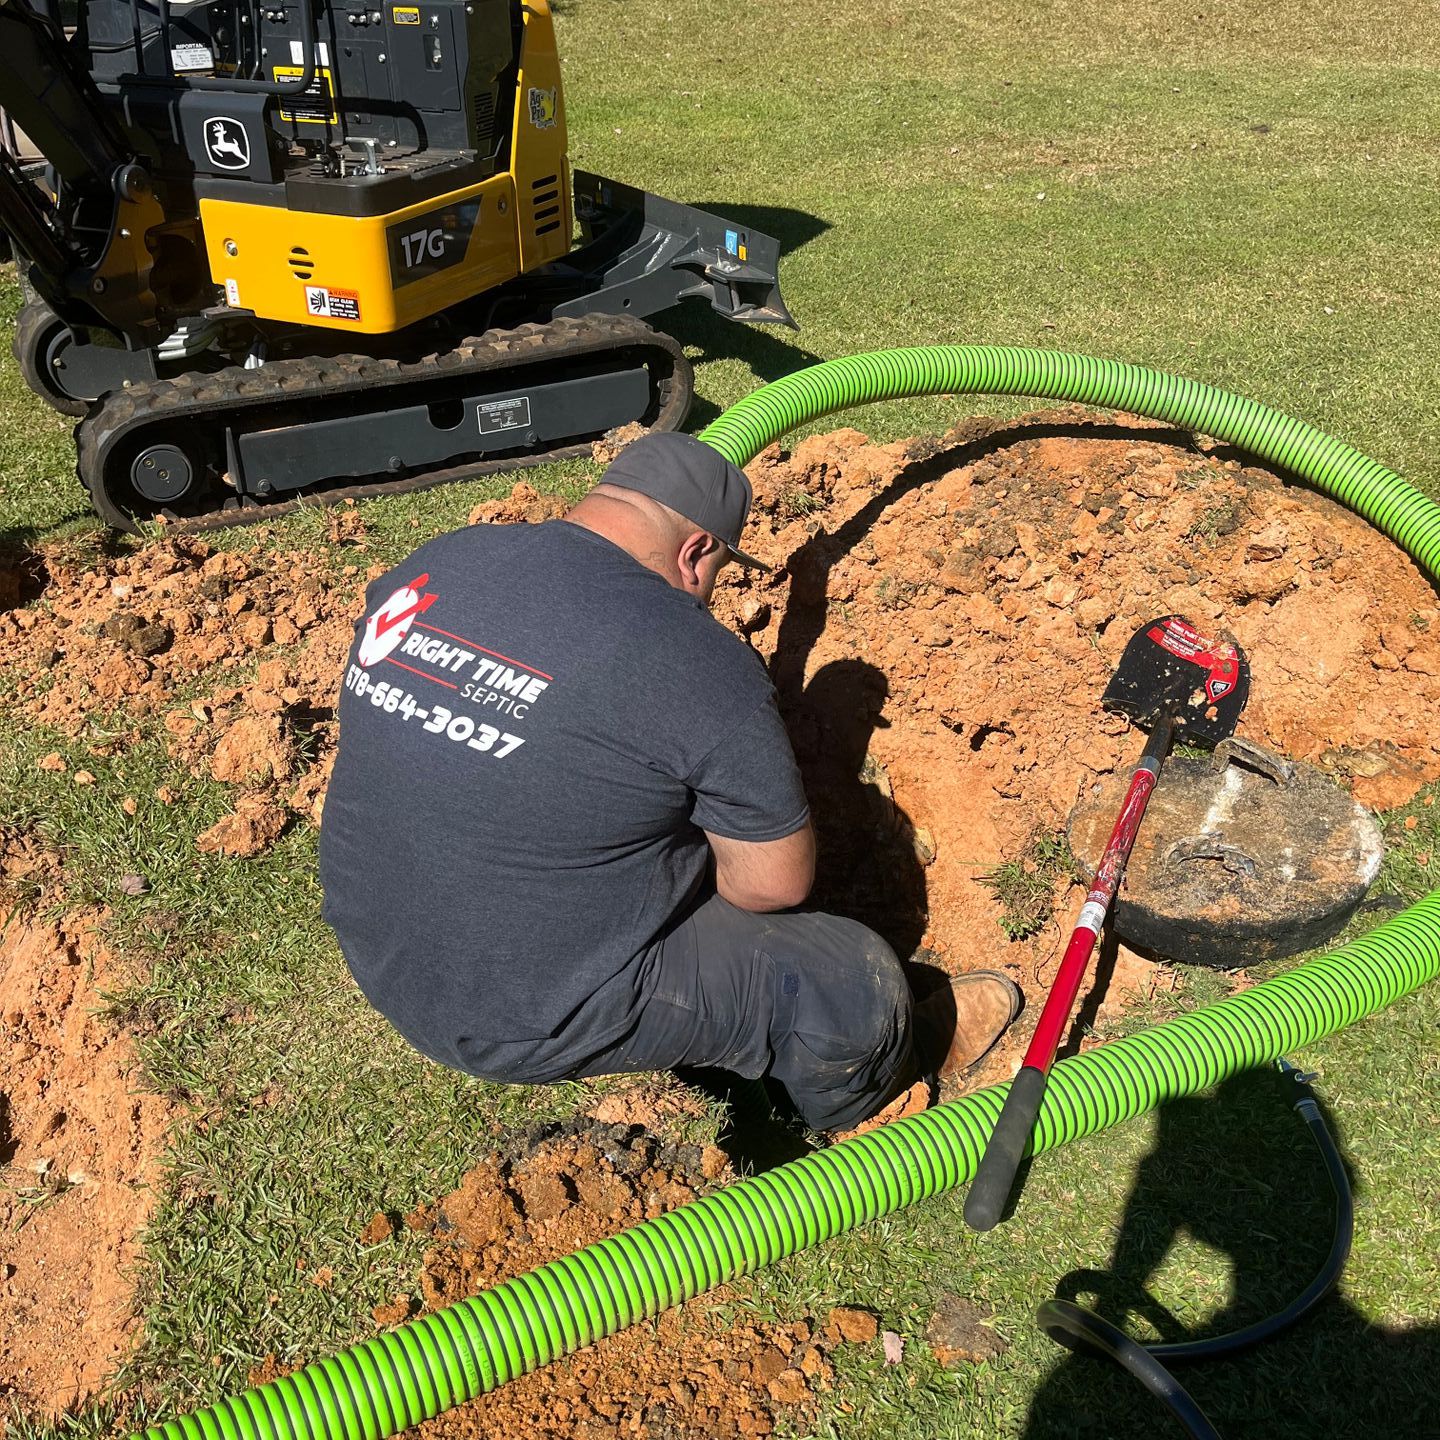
[304,285,362,322]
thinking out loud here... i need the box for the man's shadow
[698,659,936,1170]
[785,657,929,964]
[1022,1068,1439,1438]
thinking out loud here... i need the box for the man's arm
[704,819,816,913]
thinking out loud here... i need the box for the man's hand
[704,820,816,913]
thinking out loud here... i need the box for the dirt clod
[826,1306,881,1344]
[359,1210,396,1245]
[370,1294,414,1327]
[195,795,288,858]
[926,1295,1008,1367]
[590,421,652,468]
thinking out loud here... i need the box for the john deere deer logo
[205,117,251,170]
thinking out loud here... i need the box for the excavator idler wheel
[12,302,91,418]
[130,443,195,503]
[83,425,223,533]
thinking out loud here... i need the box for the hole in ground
[969,722,1014,752]
[0,547,50,609]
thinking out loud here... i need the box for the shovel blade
[1102,615,1249,746]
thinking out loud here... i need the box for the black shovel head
[1102,615,1250,747]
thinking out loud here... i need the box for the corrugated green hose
[140,347,1440,1440]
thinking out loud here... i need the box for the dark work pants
[573,893,919,1134]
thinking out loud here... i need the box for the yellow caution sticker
[273,66,338,125]
[392,5,420,21]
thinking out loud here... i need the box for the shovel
[963,615,1251,1233]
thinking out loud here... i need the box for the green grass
[979,832,1074,941]
[3,0,1440,1434]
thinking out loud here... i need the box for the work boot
[915,970,1023,1078]
[829,972,1022,1142]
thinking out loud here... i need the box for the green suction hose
[139,347,1440,1440]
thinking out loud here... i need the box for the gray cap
[602,431,769,570]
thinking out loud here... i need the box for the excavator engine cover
[1067,738,1384,969]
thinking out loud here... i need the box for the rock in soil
[825,1305,881,1344]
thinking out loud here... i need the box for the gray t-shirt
[319,519,809,1079]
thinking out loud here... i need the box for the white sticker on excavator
[477,397,531,434]
[170,43,213,71]
[290,40,331,66]
[304,285,362,322]
[224,278,241,307]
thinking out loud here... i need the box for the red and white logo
[1149,618,1240,704]
[357,573,437,668]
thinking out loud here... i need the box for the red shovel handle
[964,716,1174,1232]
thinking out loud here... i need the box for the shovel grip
[963,1065,1049,1232]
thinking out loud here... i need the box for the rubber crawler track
[76,313,693,532]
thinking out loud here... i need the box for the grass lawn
[2,0,1439,1435]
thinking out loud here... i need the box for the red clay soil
[1,410,1437,1422]
[0,835,177,1423]
[714,411,1440,1082]
[372,1121,845,1439]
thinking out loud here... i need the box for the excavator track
[76,313,693,533]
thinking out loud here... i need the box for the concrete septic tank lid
[1067,737,1385,970]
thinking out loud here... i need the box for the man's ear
[677,529,716,585]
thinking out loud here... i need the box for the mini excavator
[0,0,793,529]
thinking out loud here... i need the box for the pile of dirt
[694,410,1439,1077]
[0,523,377,856]
[0,833,177,1420]
[6,411,1428,891]
[2,410,1436,1421]
[0,502,561,860]
[366,1120,853,1439]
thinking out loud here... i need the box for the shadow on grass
[0,521,129,599]
[662,305,825,431]
[1022,1067,1439,1439]
[675,1069,814,1173]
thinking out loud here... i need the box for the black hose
[1036,1059,1353,1439]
